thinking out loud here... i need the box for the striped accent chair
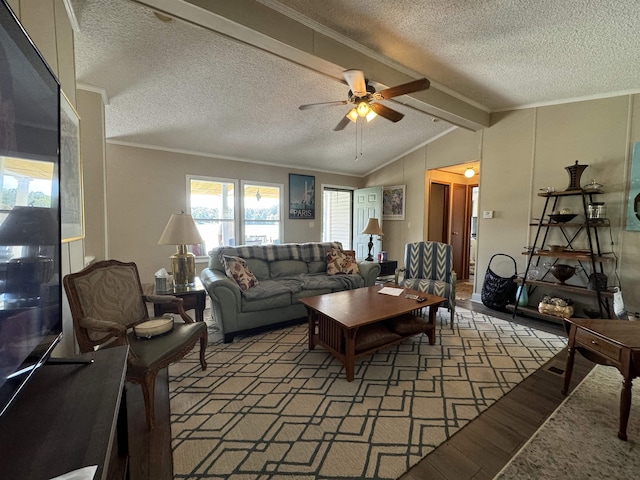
[395,241,456,328]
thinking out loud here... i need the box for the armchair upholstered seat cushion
[64,260,207,429]
[395,241,456,329]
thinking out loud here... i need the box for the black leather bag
[481,254,518,310]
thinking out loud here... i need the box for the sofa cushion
[270,259,308,278]
[245,258,270,281]
[241,278,303,300]
[307,260,327,274]
[222,255,258,291]
[303,273,363,291]
[241,292,292,312]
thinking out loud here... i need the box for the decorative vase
[565,160,588,190]
[516,285,528,307]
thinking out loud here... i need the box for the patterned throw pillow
[222,255,258,291]
[326,248,360,275]
[326,248,345,275]
[342,250,360,275]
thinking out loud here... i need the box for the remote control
[416,297,427,303]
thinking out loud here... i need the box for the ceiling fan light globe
[365,110,377,122]
[347,109,358,122]
[356,101,370,117]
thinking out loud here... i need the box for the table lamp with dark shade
[0,206,58,305]
[361,217,384,261]
[158,212,203,286]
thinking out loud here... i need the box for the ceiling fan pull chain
[359,121,362,160]
[354,118,359,162]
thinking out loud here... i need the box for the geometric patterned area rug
[168,308,567,479]
[496,364,640,479]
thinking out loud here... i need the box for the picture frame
[626,141,640,231]
[289,174,315,219]
[383,185,406,220]
[60,90,84,242]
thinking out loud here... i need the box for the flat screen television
[0,0,62,416]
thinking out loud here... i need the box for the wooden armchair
[63,260,207,429]
[395,241,457,329]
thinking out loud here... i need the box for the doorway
[426,163,479,281]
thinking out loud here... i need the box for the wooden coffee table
[300,285,445,381]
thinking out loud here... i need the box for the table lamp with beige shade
[362,217,384,261]
[158,212,203,286]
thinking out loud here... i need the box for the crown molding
[77,83,110,105]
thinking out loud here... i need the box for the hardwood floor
[124,299,594,480]
[400,300,594,480]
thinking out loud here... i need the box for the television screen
[0,0,61,416]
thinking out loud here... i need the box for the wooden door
[451,183,469,279]
[353,186,382,259]
[428,183,449,242]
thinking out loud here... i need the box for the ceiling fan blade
[376,78,430,100]
[369,103,404,123]
[299,100,348,110]
[333,115,351,131]
[343,69,367,96]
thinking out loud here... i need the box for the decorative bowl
[583,180,603,191]
[548,213,577,223]
[548,264,583,284]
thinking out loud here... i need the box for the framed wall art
[626,141,640,231]
[60,90,84,242]
[383,185,405,220]
[289,174,315,219]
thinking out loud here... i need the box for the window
[242,182,282,245]
[322,187,353,248]
[188,176,237,253]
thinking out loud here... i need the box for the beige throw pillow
[326,248,359,275]
[222,255,258,291]
[326,248,344,275]
[342,250,360,275]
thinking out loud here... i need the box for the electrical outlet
[483,210,494,219]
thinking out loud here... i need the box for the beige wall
[12,0,80,355]
[366,95,640,313]
[104,144,364,283]
[77,89,106,261]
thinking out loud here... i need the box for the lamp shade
[158,212,203,245]
[0,206,58,246]
[362,218,384,236]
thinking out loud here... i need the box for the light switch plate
[483,210,494,219]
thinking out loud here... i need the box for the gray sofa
[200,242,381,342]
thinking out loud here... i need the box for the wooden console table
[0,346,129,479]
[563,318,640,440]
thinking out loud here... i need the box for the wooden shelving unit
[513,188,614,320]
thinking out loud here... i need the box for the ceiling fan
[299,69,430,131]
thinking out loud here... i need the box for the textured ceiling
[72,0,640,177]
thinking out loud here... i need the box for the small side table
[378,260,398,277]
[154,277,207,323]
[563,318,640,441]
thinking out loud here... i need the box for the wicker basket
[538,295,574,318]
